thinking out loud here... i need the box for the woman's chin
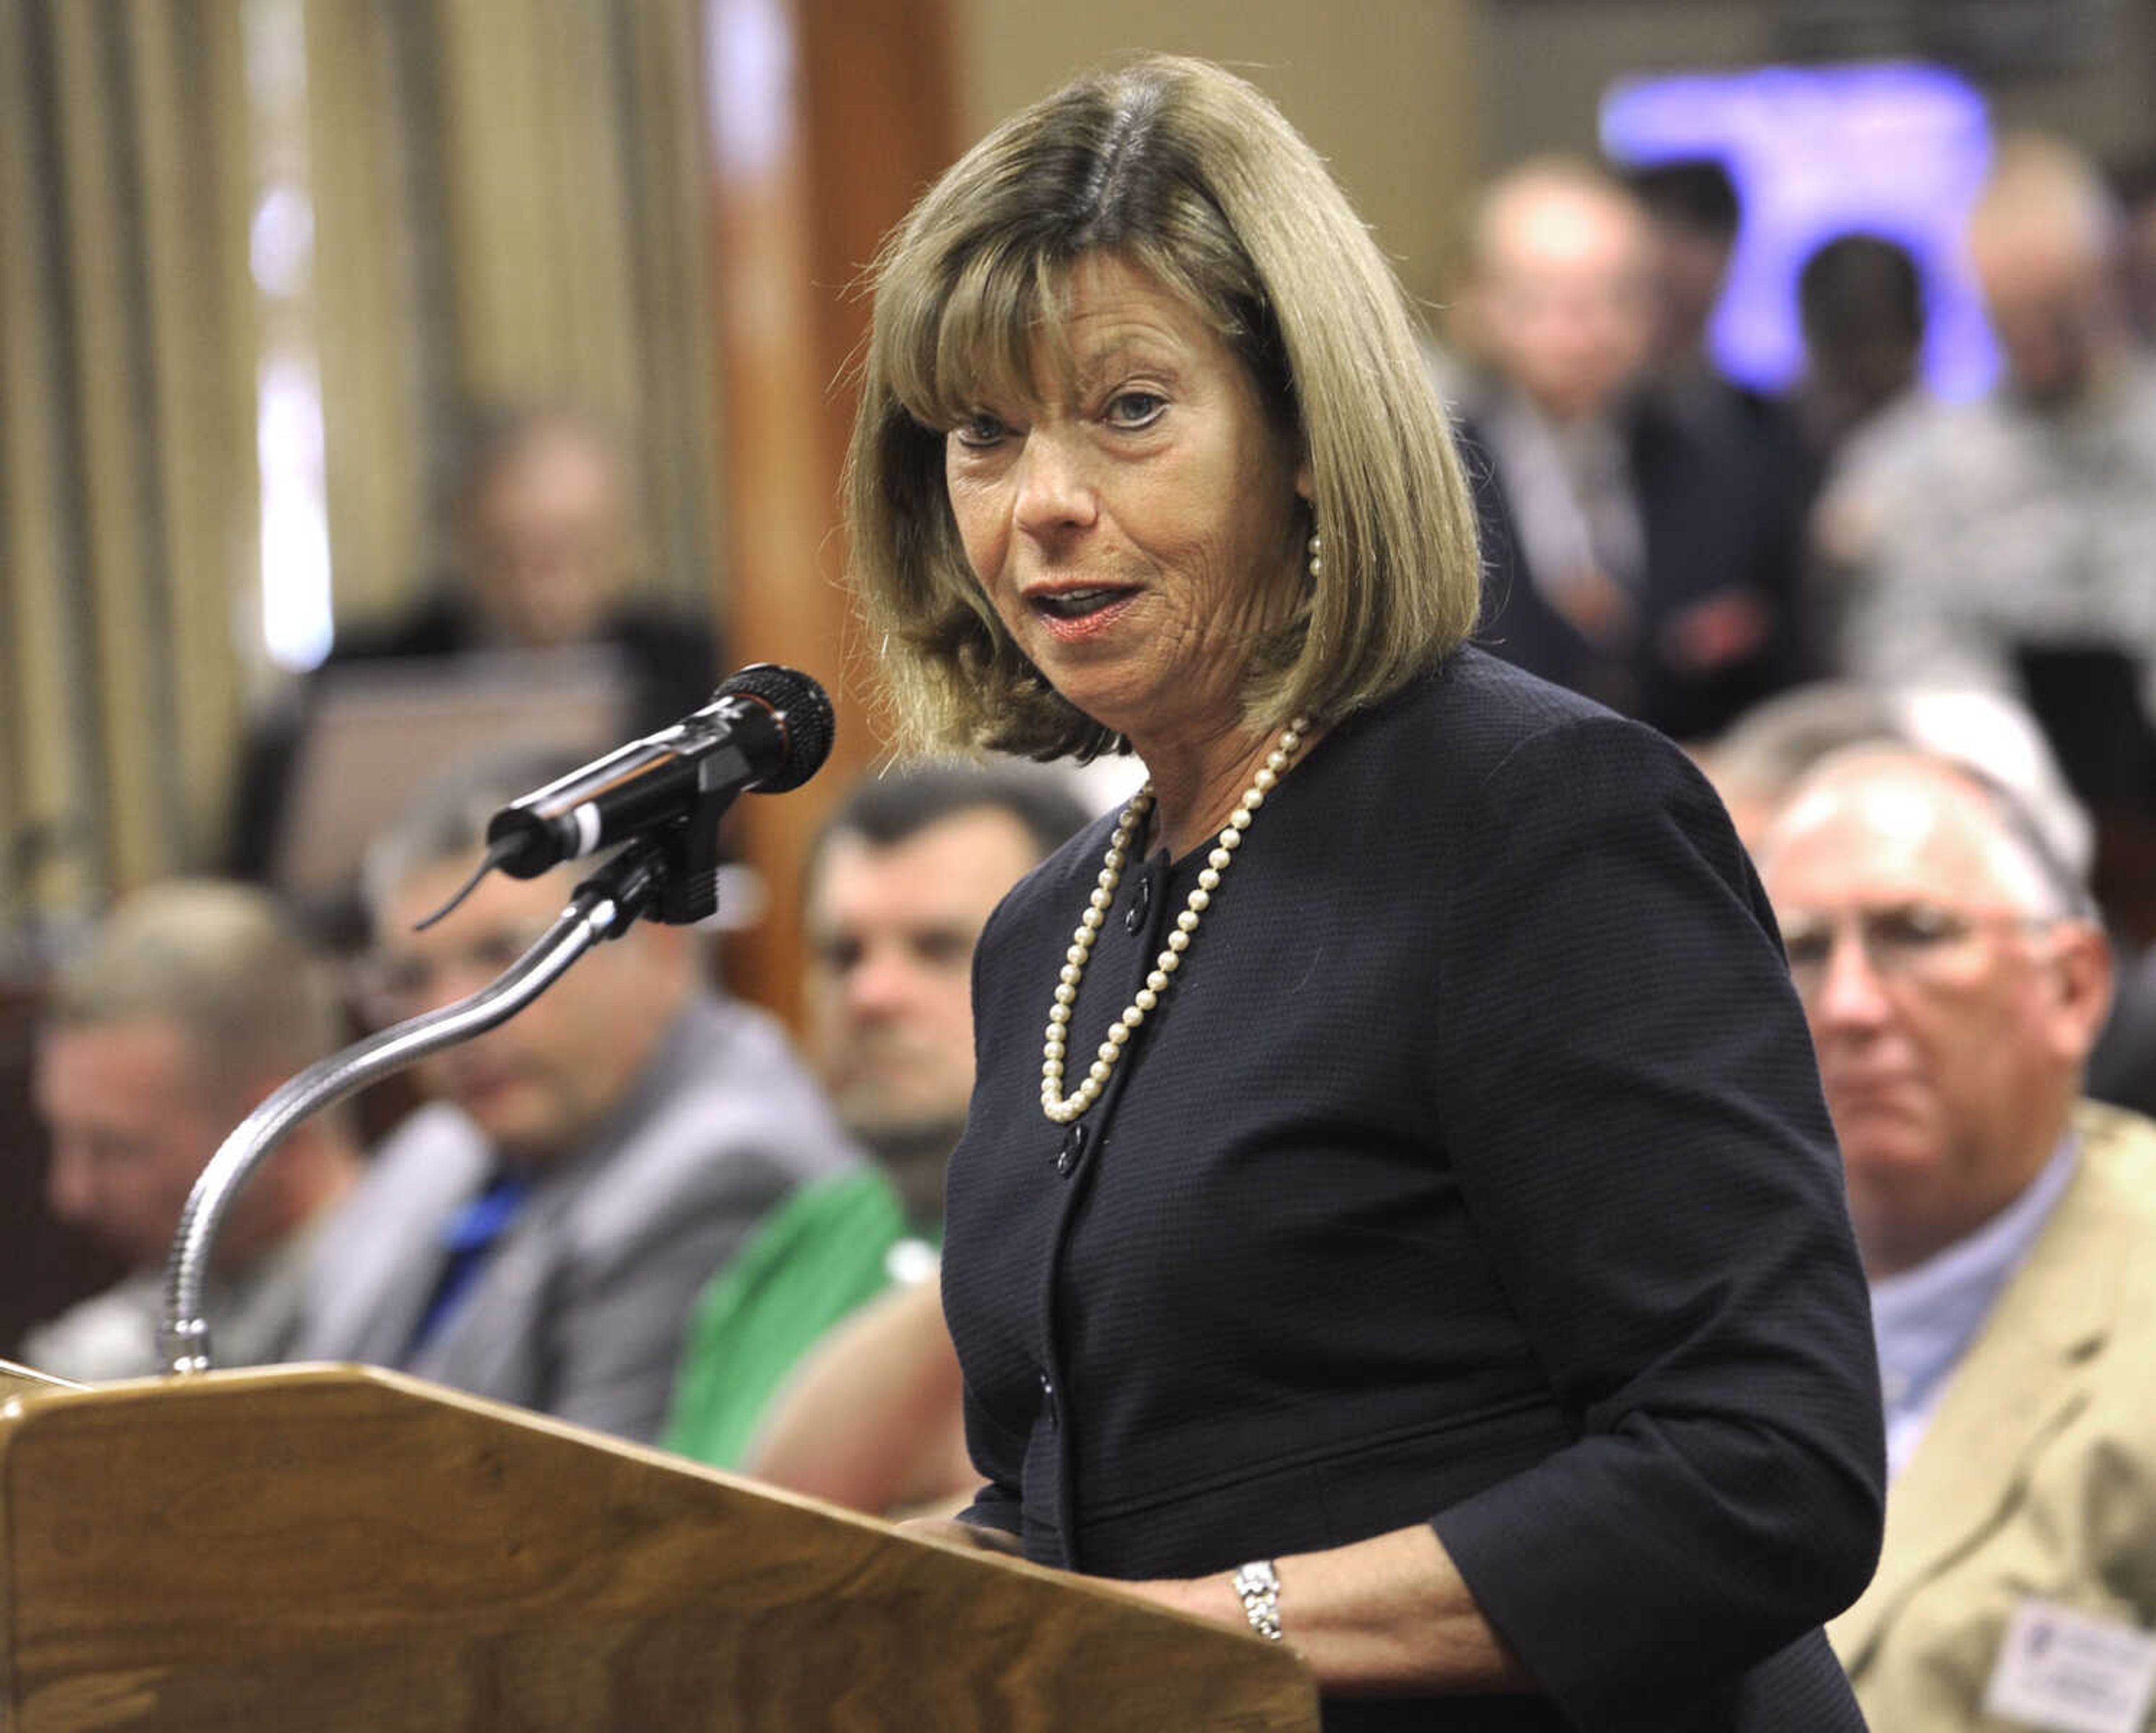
[1022,648,1149,729]
[1034,669,1168,747]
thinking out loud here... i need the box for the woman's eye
[1104,390,1166,429]
[953,412,1009,449]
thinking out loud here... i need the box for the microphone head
[716,663,835,792]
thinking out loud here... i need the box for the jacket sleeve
[954,1462,1025,1538]
[547,1150,804,1444]
[1426,714,1885,1729]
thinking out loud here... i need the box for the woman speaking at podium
[845,57,1883,1730]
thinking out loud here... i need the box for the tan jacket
[1831,1100,2156,1730]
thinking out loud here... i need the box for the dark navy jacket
[942,650,1884,1731]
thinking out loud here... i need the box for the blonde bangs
[880,244,1079,432]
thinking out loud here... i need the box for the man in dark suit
[1455,158,1811,742]
[292,750,856,1443]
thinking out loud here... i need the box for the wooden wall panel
[707,0,961,1029]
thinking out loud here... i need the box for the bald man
[1758,747,2156,1731]
[1835,135,2156,703]
[1456,157,1810,742]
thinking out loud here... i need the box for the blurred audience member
[1703,678,2156,1130]
[1704,682,2089,863]
[227,402,718,903]
[743,1271,971,1515]
[1458,156,1809,742]
[1629,159,1742,386]
[24,882,359,1381]
[1794,234,1927,464]
[1756,747,2156,1731]
[294,750,853,1443]
[1835,136,2156,706]
[664,765,1089,1498]
[1798,234,1931,665]
[1694,682,1902,855]
[1628,158,1801,450]
[1630,156,1819,534]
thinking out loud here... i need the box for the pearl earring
[1307,530,1323,583]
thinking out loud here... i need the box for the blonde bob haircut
[846,54,1481,760]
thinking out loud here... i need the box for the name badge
[1982,1599,2156,1733]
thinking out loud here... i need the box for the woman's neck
[1136,717,1306,861]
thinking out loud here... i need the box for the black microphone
[483,663,835,881]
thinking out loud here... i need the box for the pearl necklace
[1039,715,1310,1125]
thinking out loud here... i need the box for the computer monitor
[272,646,631,905]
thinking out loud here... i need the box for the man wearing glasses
[292,749,857,1444]
[1758,745,2156,1732]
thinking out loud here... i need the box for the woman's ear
[1294,456,1313,504]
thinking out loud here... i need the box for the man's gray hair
[1771,739,2100,926]
[1710,681,2096,896]
[49,880,342,1093]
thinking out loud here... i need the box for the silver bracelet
[1230,1558,1283,1641]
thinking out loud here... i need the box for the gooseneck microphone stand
[159,659,835,1376]
[158,841,671,1376]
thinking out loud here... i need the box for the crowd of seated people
[293,746,858,1444]
[8,117,2156,1726]
[1451,137,2156,809]
[16,744,1092,1488]
[1445,128,2156,1093]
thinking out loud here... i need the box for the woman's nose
[1012,431,1097,538]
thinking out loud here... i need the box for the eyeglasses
[353,925,552,1020]
[1780,904,2057,1000]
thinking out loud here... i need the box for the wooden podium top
[0,1360,75,1403]
[0,1363,1318,1732]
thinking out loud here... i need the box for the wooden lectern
[0,1362,1319,1731]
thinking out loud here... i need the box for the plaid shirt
[1830,359,2156,711]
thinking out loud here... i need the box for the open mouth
[1030,587,1134,621]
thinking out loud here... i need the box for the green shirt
[661,1168,926,1468]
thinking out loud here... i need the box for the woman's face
[942,253,1309,753]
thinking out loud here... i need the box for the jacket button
[1054,1121,1087,1176]
[1125,872,1152,933]
[1038,1371,1057,1420]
